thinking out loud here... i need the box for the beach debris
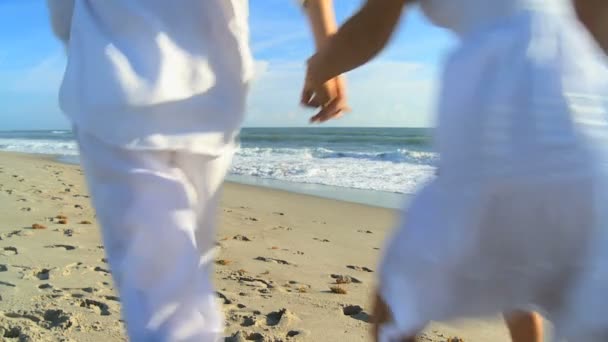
[32,223,47,229]
[342,305,363,316]
[330,286,347,294]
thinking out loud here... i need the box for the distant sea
[0,128,437,208]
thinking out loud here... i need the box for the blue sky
[0,0,453,130]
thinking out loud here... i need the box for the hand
[301,56,350,123]
[372,292,392,342]
[372,291,418,342]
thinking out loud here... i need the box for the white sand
[0,152,512,341]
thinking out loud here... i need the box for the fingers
[300,82,315,107]
[309,97,349,123]
[301,76,349,123]
[301,80,332,108]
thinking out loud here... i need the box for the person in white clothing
[46,0,349,341]
[302,0,608,341]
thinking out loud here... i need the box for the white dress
[378,0,608,341]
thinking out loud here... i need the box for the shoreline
[54,151,407,209]
[0,151,511,341]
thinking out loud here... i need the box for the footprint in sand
[20,207,31,212]
[254,256,293,266]
[226,309,299,340]
[36,268,51,280]
[0,264,7,272]
[265,308,297,327]
[272,225,293,231]
[313,237,330,243]
[216,291,233,305]
[357,229,373,234]
[62,262,84,275]
[331,274,362,284]
[44,244,77,251]
[238,276,274,289]
[80,299,111,316]
[4,309,76,330]
[342,305,363,316]
[233,235,252,242]
[341,305,371,322]
[346,265,374,273]
[94,266,111,275]
[1,246,18,256]
[0,280,16,287]
[104,295,120,302]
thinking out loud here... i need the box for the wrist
[307,53,332,87]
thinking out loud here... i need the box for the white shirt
[47,0,254,155]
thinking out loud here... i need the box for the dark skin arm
[302,0,411,95]
[573,0,608,54]
[302,0,350,123]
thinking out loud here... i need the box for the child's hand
[301,56,350,123]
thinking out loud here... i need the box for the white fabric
[77,129,233,342]
[379,0,608,341]
[48,0,254,155]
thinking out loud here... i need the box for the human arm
[573,0,608,54]
[303,0,412,92]
[300,0,350,123]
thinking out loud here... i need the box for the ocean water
[0,128,437,208]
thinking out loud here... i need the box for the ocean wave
[313,148,437,164]
[237,147,438,165]
[0,139,78,156]
[239,133,431,146]
[0,133,437,194]
[233,146,436,194]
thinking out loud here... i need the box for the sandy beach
[0,151,512,341]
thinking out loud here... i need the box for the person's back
[49,0,254,154]
[46,1,350,340]
[420,0,608,180]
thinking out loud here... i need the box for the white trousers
[77,130,233,341]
